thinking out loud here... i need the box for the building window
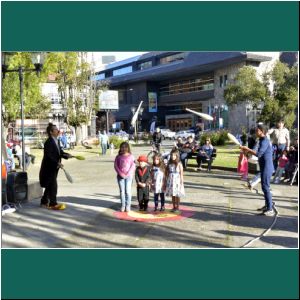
[118,91,125,104]
[159,53,186,65]
[246,61,261,67]
[159,75,214,96]
[50,93,61,105]
[219,76,223,88]
[113,66,133,76]
[92,73,105,80]
[224,75,228,86]
[137,61,152,70]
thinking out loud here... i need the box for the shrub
[290,128,298,143]
[200,130,229,146]
[109,136,126,150]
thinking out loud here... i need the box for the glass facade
[219,74,228,88]
[92,73,105,80]
[137,61,152,70]
[159,76,214,96]
[159,53,186,65]
[113,66,133,76]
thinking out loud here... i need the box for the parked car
[161,128,176,140]
[174,130,195,141]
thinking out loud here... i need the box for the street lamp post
[2,52,46,171]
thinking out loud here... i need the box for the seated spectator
[180,136,198,170]
[197,138,214,171]
[14,145,35,169]
[173,137,184,152]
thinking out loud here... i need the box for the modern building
[95,51,281,134]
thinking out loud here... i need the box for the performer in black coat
[39,123,71,209]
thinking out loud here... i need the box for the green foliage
[224,66,267,107]
[200,130,229,146]
[2,52,51,125]
[109,136,126,149]
[68,111,88,127]
[290,128,298,143]
[224,62,298,129]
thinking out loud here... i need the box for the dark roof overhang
[98,52,273,87]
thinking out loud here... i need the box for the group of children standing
[114,142,185,213]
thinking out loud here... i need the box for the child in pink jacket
[114,142,135,212]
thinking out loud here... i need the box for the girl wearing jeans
[114,142,135,212]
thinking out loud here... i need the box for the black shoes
[257,205,267,211]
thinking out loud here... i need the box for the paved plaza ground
[1,142,298,248]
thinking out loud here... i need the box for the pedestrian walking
[98,130,109,155]
[152,127,162,152]
[165,150,185,212]
[240,124,275,216]
[39,123,71,210]
[114,142,135,212]
[151,154,166,211]
[135,155,151,211]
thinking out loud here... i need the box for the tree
[260,61,298,128]
[2,52,51,127]
[53,52,93,140]
[224,62,298,129]
[224,66,267,108]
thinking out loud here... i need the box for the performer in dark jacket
[39,123,71,210]
[135,155,151,211]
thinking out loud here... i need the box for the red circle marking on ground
[114,204,195,222]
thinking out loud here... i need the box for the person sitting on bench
[196,137,214,171]
[180,136,198,170]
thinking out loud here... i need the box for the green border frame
[1,1,299,51]
[1,1,299,299]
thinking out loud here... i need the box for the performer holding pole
[239,124,275,216]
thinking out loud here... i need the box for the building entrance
[167,118,193,131]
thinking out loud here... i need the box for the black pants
[137,187,149,210]
[197,155,212,170]
[41,173,58,206]
[180,152,192,168]
[154,193,165,208]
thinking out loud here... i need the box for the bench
[187,148,217,171]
